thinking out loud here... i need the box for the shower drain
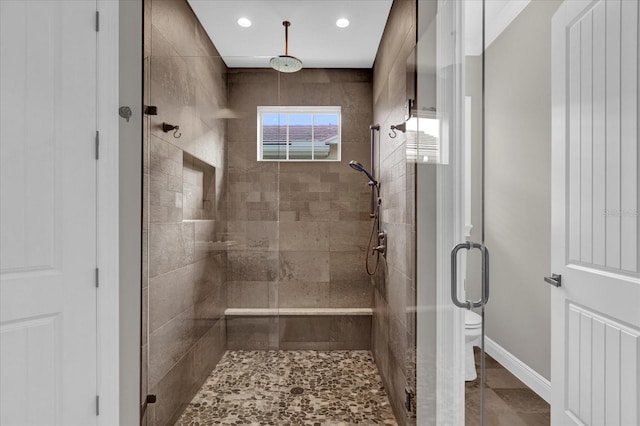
[290,387,304,395]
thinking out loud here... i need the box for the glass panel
[262,112,287,160]
[463,2,487,424]
[287,113,313,160]
[414,0,486,425]
[313,113,339,160]
[479,0,557,423]
[144,48,283,425]
[258,109,341,161]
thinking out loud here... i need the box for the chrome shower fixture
[349,160,377,186]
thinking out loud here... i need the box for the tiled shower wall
[372,0,417,424]
[142,0,228,424]
[225,69,375,350]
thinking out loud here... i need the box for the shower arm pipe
[284,21,290,56]
[369,124,380,218]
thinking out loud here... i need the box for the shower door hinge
[404,386,413,412]
[95,267,100,288]
[96,395,100,415]
[95,131,100,160]
[95,11,100,32]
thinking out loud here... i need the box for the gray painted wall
[480,0,561,380]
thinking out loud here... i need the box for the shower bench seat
[224,308,373,316]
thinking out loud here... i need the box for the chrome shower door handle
[451,241,490,309]
[451,242,476,309]
[481,244,489,305]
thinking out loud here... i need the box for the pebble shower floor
[175,350,398,425]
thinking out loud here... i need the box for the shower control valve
[373,230,388,257]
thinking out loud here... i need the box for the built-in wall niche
[182,152,215,220]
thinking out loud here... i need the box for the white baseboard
[484,337,551,403]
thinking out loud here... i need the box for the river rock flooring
[175,350,398,425]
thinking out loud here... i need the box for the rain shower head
[270,21,302,73]
[349,160,377,185]
[270,55,302,73]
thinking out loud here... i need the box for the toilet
[464,310,482,381]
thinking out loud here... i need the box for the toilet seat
[465,310,482,329]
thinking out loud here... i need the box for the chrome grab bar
[451,241,490,309]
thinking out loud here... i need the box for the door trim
[96,1,121,424]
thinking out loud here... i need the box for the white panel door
[0,1,98,425]
[551,1,640,425]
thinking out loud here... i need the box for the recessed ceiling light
[336,18,350,28]
[237,17,252,28]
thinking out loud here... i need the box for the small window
[257,106,341,161]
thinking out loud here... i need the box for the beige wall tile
[148,349,193,426]
[149,261,202,333]
[330,316,372,350]
[277,281,330,308]
[228,251,278,282]
[148,308,197,388]
[191,319,226,388]
[226,316,278,350]
[148,222,195,277]
[330,251,371,282]
[227,220,278,252]
[279,251,330,282]
[226,281,273,308]
[329,280,373,308]
[279,316,331,345]
[329,221,371,252]
[278,221,329,252]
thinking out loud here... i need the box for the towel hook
[388,122,406,139]
[162,122,181,138]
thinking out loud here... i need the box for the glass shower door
[414,0,488,424]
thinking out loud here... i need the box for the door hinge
[96,395,100,416]
[95,11,100,32]
[95,267,100,288]
[95,131,100,160]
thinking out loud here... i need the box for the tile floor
[175,350,398,425]
[465,348,550,426]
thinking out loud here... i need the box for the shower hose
[365,196,383,276]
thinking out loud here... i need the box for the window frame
[256,106,342,162]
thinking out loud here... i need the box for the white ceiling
[187,0,393,69]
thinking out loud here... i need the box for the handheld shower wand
[348,161,385,275]
[348,161,378,187]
